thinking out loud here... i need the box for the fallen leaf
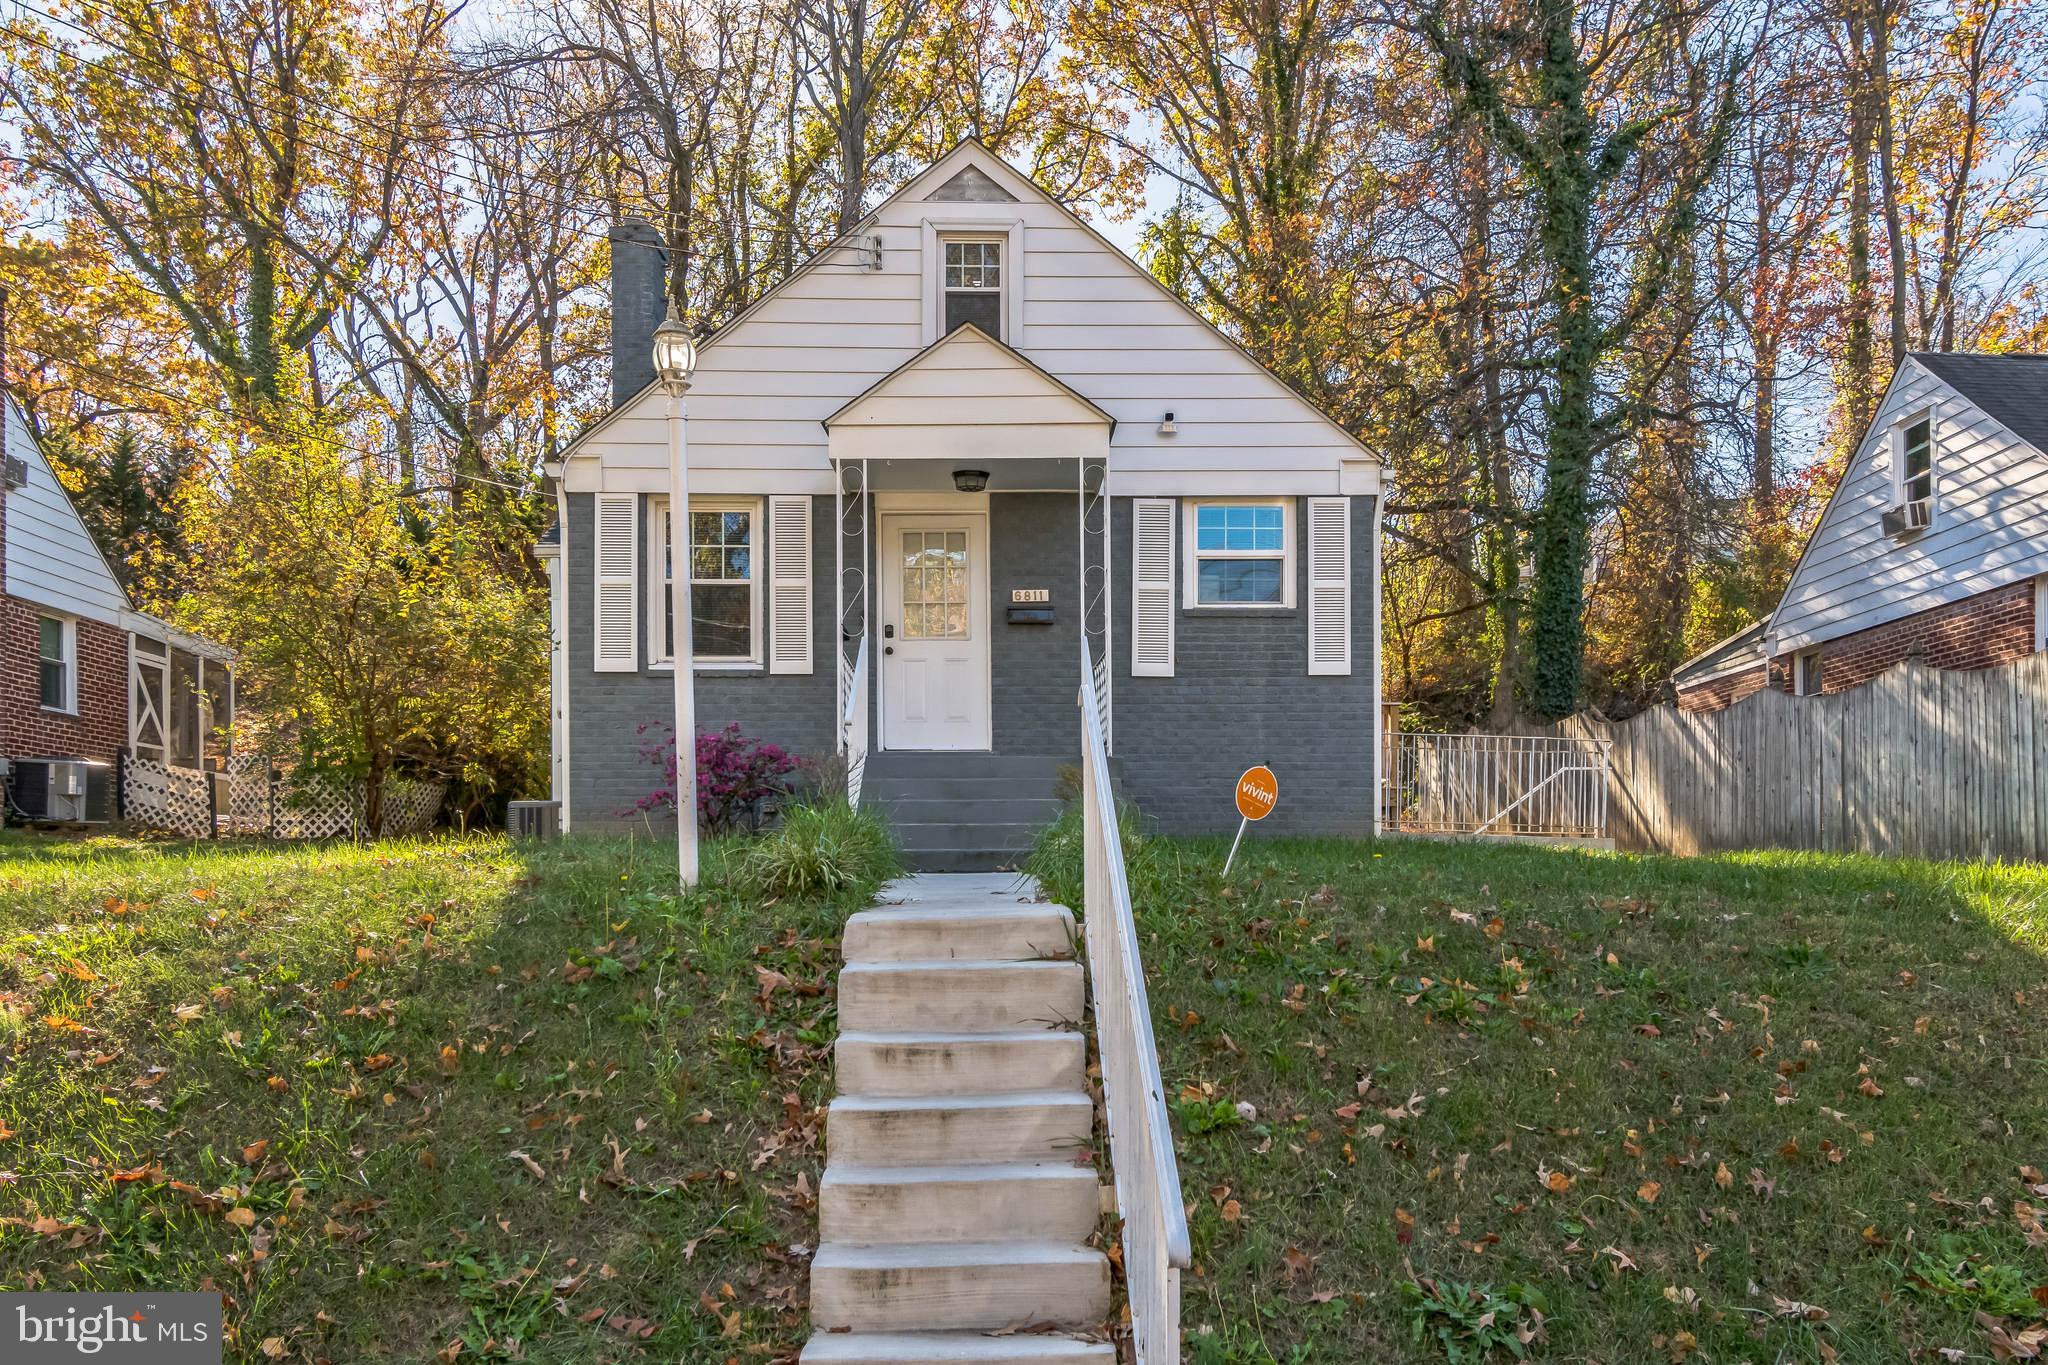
[509,1150,546,1180]
[241,1139,269,1164]
[1638,1180,1662,1204]
[223,1207,257,1228]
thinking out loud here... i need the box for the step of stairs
[810,1241,1111,1333]
[838,959,1083,1033]
[798,1331,1114,1364]
[842,903,1076,962]
[862,755,1067,872]
[834,1030,1086,1097]
[806,874,1109,1361]
[826,1090,1094,1166]
[820,1161,1101,1243]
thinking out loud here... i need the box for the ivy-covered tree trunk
[1521,0,1602,721]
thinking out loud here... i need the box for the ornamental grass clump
[733,795,899,898]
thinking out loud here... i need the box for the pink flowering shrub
[634,722,799,833]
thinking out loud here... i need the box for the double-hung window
[942,239,1003,340]
[1184,499,1295,608]
[1899,416,1933,506]
[650,497,762,666]
[38,615,75,712]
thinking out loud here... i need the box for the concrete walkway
[802,873,1113,1363]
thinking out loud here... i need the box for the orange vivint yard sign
[1235,766,1278,821]
[1224,765,1277,873]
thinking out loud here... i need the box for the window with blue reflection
[1192,501,1288,605]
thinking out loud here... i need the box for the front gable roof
[1911,352,2048,452]
[825,324,1114,432]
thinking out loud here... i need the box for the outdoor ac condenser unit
[507,799,561,840]
[6,758,116,824]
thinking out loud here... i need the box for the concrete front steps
[861,754,1066,872]
[804,873,1111,1365]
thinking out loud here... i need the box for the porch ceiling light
[952,468,989,493]
[651,305,698,390]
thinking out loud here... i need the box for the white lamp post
[652,304,700,889]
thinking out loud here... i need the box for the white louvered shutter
[1131,498,1175,677]
[1306,496,1351,676]
[768,495,813,675]
[593,493,639,672]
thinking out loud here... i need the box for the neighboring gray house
[539,142,1385,866]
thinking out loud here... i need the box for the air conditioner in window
[1881,498,1932,537]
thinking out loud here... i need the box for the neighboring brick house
[1,393,233,816]
[1675,353,2048,712]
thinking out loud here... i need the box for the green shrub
[1024,798,1165,910]
[731,796,899,899]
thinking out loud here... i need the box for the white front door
[879,513,990,750]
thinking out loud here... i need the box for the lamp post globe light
[655,305,700,889]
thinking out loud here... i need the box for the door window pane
[900,530,969,638]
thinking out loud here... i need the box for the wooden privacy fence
[1558,653,2048,861]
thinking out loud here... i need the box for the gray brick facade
[562,490,1378,837]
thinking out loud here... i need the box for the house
[1,393,234,816]
[1672,616,1770,712]
[540,142,1386,865]
[1674,353,2048,712]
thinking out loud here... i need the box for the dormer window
[943,239,1002,339]
[1883,412,1935,537]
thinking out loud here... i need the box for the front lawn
[1102,837,2048,1364]
[0,830,870,1362]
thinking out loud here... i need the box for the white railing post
[1076,637,1187,1362]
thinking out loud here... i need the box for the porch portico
[827,325,1114,805]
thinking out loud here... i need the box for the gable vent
[1132,498,1175,677]
[768,495,813,674]
[593,493,639,672]
[1307,497,1351,676]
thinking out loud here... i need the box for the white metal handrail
[1076,637,1188,1362]
[842,635,869,807]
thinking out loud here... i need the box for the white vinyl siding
[1131,498,1175,676]
[1773,358,2048,653]
[1306,497,1351,675]
[2,396,129,623]
[592,493,639,672]
[768,495,813,674]
[560,146,1375,498]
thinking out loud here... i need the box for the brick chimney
[608,219,669,408]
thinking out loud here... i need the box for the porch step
[799,1332,1113,1364]
[843,904,1076,963]
[820,1161,1101,1243]
[862,754,1068,872]
[809,1241,1112,1334]
[863,754,1068,781]
[826,1090,1094,1166]
[834,1030,1087,1097]
[838,959,1084,1033]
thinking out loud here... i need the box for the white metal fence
[1385,731,1612,839]
[1077,638,1188,1362]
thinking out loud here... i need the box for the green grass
[0,828,889,1362]
[1068,834,2048,1364]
